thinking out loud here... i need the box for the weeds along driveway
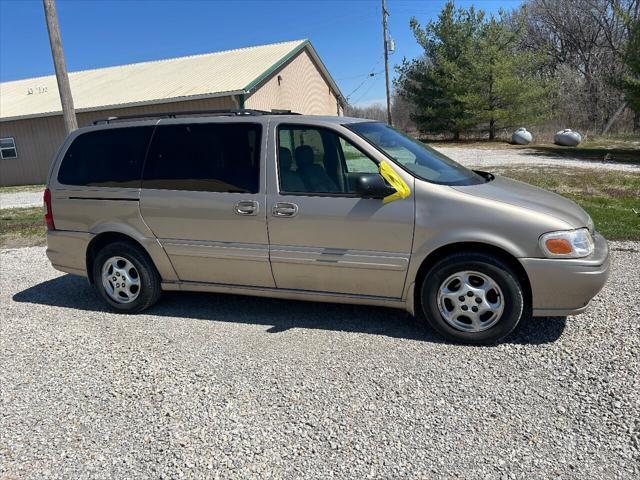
[1,244,638,478]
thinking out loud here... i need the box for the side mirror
[355,173,396,199]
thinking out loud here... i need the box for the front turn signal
[545,238,573,255]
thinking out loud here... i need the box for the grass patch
[0,184,44,194]
[0,207,45,248]
[491,167,640,240]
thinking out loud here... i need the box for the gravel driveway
[1,244,638,478]
[436,146,640,172]
[0,190,42,209]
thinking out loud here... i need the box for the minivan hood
[452,174,591,229]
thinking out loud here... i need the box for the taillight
[44,188,55,231]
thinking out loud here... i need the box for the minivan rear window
[57,127,153,187]
[142,123,261,193]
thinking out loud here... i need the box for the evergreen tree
[396,1,551,139]
[620,13,640,111]
[459,13,551,139]
[396,2,483,138]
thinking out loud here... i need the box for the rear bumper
[520,233,610,317]
[46,230,92,277]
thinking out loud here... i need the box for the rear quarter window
[57,127,153,187]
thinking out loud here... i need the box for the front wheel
[420,253,525,344]
[93,241,161,313]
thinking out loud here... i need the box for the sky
[0,0,522,107]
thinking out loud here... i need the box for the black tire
[92,240,161,313]
[419,252,524,345]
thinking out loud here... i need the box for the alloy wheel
[436,270,504,332]
[101,256,141,304]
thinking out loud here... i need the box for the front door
[139,120,274,287]
[267,123,414,298]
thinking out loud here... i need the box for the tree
[515,0,638,132]
[396,2,484,138]
[459,13,551,139]
[390,92,417,133]
[344,103,388,122]
[344,94,417,134]
[396,1,551,139]
[620,12,640,111]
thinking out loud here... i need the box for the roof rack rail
[92,108,300,125]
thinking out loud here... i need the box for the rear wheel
[93,241,161,313]
[420,253,524,344]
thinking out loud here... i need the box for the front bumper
[520,233,610,316]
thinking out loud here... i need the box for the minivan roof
[269,115,372,124]
[92,109,371,124]
[82,110,374,131]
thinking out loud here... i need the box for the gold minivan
[45,110,609,344]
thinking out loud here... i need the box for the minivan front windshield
[348,122,486,186]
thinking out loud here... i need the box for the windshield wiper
[473,170,495,182]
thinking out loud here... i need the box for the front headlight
[539,228,594,258]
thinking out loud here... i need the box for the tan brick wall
[245,49,341,116]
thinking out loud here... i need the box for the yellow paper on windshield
[379,161,411,204]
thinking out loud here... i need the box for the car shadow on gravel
[13,274,567,345]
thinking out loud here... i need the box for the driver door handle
[272,202,298,217]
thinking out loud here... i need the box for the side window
[277,126,378,195]
[142,123,261,193]
[0,137,18,159]
[339,137,378,173]
[57,127,153,187]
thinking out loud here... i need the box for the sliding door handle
[234,200,259,216]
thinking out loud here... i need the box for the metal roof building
[0,39,344,186]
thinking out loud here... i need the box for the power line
[345,72,380,101]
[351,78,381,105]
[343,54,385,101]
[336,70,384,81]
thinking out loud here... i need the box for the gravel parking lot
[1,244,638,478]
[437,146,640,173]
[0,191,42,210]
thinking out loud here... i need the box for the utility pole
[43,0,77,133]
[381,0,392,126]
